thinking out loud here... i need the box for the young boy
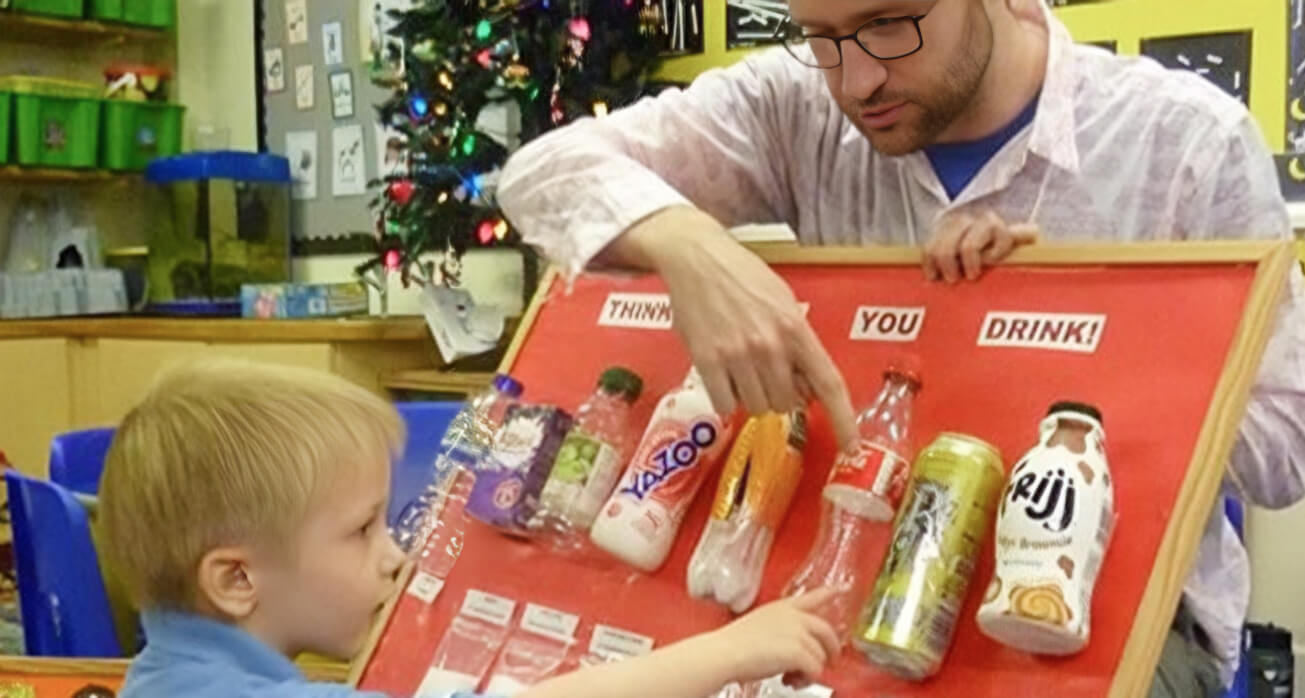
[100,360,840,697]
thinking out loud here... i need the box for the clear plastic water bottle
[391,373,524,554]
[535,367,644,537]
[687,409,807,613]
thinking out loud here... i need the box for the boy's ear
[197,546,259,620]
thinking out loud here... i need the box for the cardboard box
[240,282,368,319]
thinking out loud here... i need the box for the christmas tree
[363,0,663,288]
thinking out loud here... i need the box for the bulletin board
[260,0,392,241]
[355,241,1294,698]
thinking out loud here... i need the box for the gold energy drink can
[854,432,1005,681]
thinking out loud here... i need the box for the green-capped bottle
[536,367,644,533]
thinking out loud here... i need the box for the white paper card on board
[322,21,344,65]
[331,124,367,197]
[406,571,445,604]
[264,48,285,92]
[754,675,834,697]
[285,0,308,44]
[460,590,516,627]
[414,668,478,698]
[483,676,527,697]
[589,624,654,658]
[849,305,926,342]
[977,311,1107,354]
[285,130,317,200]
[520,603,580,643]
[294,65,314,110]
[598,293,672,330]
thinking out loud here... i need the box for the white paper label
[589,624,654,658]
[485,675,529,696]
[756,675,834,697]
[598,293,673,330]
[598,295,809,330]
[414,667,479,698]
[849,305,926,342]
[460,589,516,627]
[977,311,1106,354]
[406,572,445,604]
[520,603,580,643]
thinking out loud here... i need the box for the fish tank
[144,152,291,314]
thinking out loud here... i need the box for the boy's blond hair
[100,359,403,610]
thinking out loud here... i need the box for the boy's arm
[521,591,839,698]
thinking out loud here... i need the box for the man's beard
[848,8,994,155]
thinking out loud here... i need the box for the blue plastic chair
[1220,496,1249,698]
[48,427,116,497]
[390,402,463,527]
[5,470,122,657]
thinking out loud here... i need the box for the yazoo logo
[620,421,718,500]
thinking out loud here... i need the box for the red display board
[358,243,1292,698]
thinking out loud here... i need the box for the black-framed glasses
[780,14,929,69]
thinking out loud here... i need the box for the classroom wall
[176,0,259,151]
[0,15,177,257]
[1054,0,1286,151]
[656,0,1290,152]
[0,0,255,259]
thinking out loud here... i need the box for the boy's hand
[703,590,841,684]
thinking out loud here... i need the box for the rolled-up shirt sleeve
[1180,113,1305,509]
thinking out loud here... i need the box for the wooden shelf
[0,166,141,184]
[0,11,168,45]
[384,369,495,395]
[0,655,349,683]
[0,316,431,343]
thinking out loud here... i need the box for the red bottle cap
[884,354,923,391]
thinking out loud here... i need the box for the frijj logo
[1007,467,1077,533]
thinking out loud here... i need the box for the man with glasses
[499,2,1305,696]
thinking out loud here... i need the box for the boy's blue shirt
[123,609,494,698]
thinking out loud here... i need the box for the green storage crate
[122,0,173,27]
[12,0,85,18]
[89,0,124,21]
[0,92,11,165]
[102,100,183,170]
[0,77,102,169]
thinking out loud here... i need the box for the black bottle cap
[1047,401,1103,427]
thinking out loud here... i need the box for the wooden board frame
[0,653,350,683]
[354,240,1295,698]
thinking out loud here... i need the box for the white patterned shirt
[499,5,1305,684]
